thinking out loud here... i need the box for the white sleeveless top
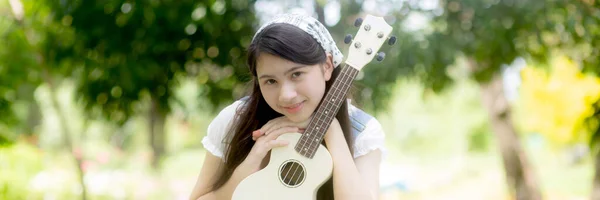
[201,98,386,160]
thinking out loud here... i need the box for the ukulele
[232,14,395,200]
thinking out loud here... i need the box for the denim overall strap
[348,104,372,138]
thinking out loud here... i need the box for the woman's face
[256,53,334,123]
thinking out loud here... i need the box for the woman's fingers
[253,116,314,140]
[257,117,283,135]
[263,126,298,141]
[252,130,262,141]
[253,124,300,141]
[267,139,289,149]
[250,126,296,157]
[257,128,294,152]
[264,122,294,136]
[254,117,288,138]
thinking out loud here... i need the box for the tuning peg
[388,36,397,45]
[354,17,363,27]
[376,52,386,62]
[344,34,353,44]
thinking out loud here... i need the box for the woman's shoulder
[201,98,247,158]
[347,101,386,158]
[347,101,381,136]
[212,98,247,125]
[209,97,249,133]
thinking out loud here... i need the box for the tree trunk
[10,0,87,198]
[592,150,600,200]
[25,99,41,134]
[45,75,88,200]
[589,100,600,200]
[149,95,166,169]
[480,73,541,200]
[16,83,41,141]
[23,94,41,145]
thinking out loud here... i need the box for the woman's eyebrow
[258,65,308,79]
[284,65,308,75]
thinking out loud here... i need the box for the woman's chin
[284,113,310,124]
[285,115,305,123]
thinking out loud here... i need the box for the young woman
[189,13,386,200]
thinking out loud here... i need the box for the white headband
[252,13,344,67]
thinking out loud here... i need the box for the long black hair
[211,23,354,200]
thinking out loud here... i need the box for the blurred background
[1,0,600,199]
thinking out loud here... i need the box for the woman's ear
[323,53,334,81]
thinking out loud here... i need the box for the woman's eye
[291,72,303,78]
[265,79,277,85]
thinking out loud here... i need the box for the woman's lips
[283,101,304,114]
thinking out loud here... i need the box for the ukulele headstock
[343,15,396,70]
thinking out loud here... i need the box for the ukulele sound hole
[279,160,306,188]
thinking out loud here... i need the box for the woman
[189,13,386,200]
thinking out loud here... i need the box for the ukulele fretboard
[295,63,359,158]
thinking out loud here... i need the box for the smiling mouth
[282,101,305,113]
[283,102,303,108]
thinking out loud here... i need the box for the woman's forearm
[212,161,258,200]
[325,133,376,200]
[194,192,216,200]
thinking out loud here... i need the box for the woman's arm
[189,152,222,200]
[189,152,263,200]
[324,120,382,200]
[191,125,300,200]
[211,160,260,200]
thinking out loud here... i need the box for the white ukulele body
[232,132,333,200]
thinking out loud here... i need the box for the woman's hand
[251,116,311,140]
[240,116,310,174]
[241,125,298,174]
[251,116,344,143]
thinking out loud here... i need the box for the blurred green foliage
[397,0,600,87]
[2,0,599,129]
[44,0,258,123]
[1,0,53,144]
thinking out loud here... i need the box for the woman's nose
[278,83,297,102]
